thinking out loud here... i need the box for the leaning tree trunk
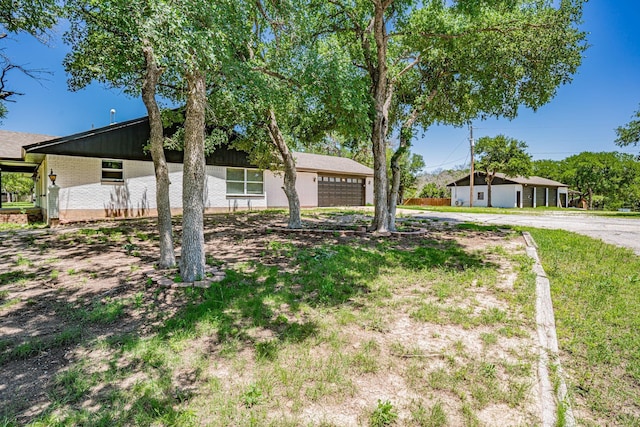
[266,108,302,229]
[180,70,207,282]
[142,42,175,269]
[388,142,409,232]
[369,0,394,233]
[388,108,420,231]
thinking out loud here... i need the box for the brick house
[1,115,373,223]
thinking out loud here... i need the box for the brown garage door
[318,175,365,207]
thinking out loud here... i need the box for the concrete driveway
[400,209,640,255]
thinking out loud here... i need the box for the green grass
[2,214,543,426]
[526,228,640,426]
[0,270,36,286]
[0,326,83,366]
[370,400,398,426]
[1,201,34,208]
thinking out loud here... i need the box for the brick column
[48,185,60,226]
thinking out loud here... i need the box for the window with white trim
[477,191,484,200]
[226,168,264,195]
[102,160,124,182]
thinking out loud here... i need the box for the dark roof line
[23,116,149,152]
[448,171,567,187]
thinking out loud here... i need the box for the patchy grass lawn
[527,228,640,426]
[0,202,35,209]
[1,211,540,426]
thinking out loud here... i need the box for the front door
[516,191,521,208]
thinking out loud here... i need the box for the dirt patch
[0,210,539,425]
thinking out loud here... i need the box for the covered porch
[0,129,58,221]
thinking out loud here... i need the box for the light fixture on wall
[313,177,316,182]
[48,169,57,185]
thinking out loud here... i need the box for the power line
[424,155,469,170]
[424,137,467,169]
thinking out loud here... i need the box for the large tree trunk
[486,175,494,207]
[388,161,403,231]
[369,0,393,233]
[142,42,175,269]
[388,109,420,231]
[266,108,302,229]
[180,70,207,282]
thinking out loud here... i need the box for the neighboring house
[448,172,569,208]
[0,115,373,223]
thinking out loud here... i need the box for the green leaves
[534,151,640,210]
[399,0,586,124]
[615,105,640,148]
[0,172,33,196]
[0,0,59,38]
[0,0,60,118]
[475,134,532,179]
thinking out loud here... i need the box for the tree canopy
[0,0,59,118]
[475,135,532,207]
[535,152,640,210]
[1,172,33,199]
[64,0,252,280]
[615,105,640,148]
[320,0,586,231]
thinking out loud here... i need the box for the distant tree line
[0,172,33,202]
[534,152,640,210]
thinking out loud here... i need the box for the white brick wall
[205,165,267,211]
[46,154,374,219]
[265,170,318,207]
[47,155,268,216]
[451,184,520,208]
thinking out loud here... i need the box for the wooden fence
[403,198,451,207]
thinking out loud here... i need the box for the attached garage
[264,152,374,208]
[318,175,365,207]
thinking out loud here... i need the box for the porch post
[48,184,60,227]
[545,188,549,207]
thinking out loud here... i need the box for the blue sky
[1,1,639,172]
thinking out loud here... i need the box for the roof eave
[23,116,149,153]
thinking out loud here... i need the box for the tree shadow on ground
[1,212,498,425]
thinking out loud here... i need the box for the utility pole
[469,123,474,207]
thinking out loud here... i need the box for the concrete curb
[522,231,574,427]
